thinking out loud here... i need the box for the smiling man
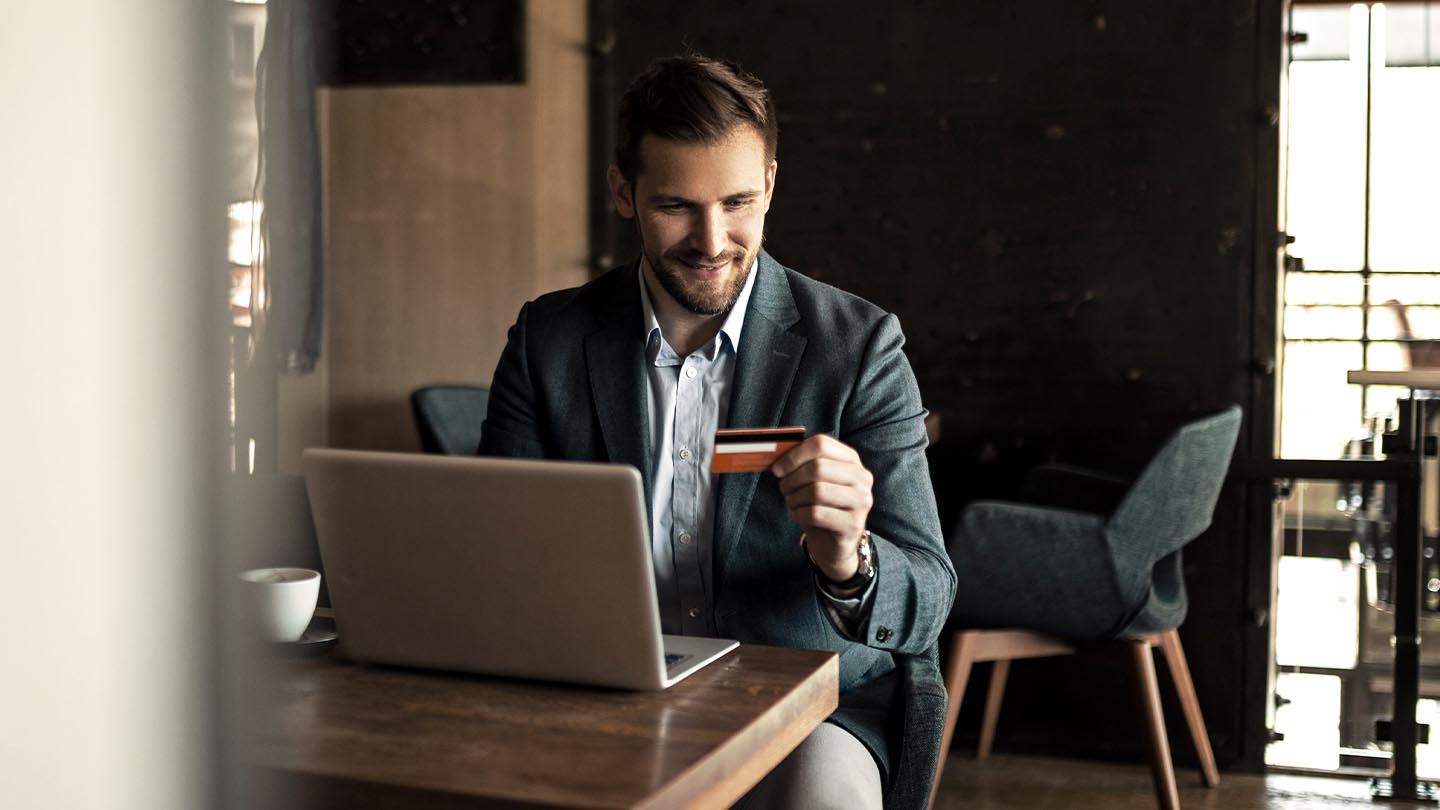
[479,54,955,810]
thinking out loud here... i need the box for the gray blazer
[479,251,956,773]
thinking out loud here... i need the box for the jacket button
[876,626,893,643]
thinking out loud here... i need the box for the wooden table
[241,644,838,810]
[1347,368,1440,388]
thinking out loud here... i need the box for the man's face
[609,127,777,316]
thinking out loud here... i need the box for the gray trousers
[731,721,884,810]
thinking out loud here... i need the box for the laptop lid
[301,449,730,690]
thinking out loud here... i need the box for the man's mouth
[679,255,736,274]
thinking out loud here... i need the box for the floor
[931,754,1438,809]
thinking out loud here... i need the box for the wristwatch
[805,530,875,591]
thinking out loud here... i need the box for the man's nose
[692,209,728,258]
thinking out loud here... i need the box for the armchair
[929,405,1242,810]
[411,384,489,456]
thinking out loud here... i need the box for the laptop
[301,448,738,690]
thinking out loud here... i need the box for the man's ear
[762,158,778,213]
[607,165,636,219]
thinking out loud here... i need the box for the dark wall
[313,0,525,85]
[593,0,1283,770]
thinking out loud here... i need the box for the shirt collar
[638,255,759,360]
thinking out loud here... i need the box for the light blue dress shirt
[640,261,876,639]
[640,261,751,636]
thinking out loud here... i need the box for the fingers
[771,435,872,503]
[777,456,873,497]
[789,503,868,539]
[770,434,873,543]
[782,478,874,513]
[769,434,860,479]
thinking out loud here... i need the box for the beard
[642,242,756,316]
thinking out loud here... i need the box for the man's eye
[658,203,688,213]
[724,199,752,210]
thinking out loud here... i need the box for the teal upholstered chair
[411,384,489,456]
[929,405,1242,810]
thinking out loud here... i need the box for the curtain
[254,0,323,374]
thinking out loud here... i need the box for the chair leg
[1157,629,1220,787]
[929,632,977,810]
[1127,639,1181,810]
[977,659,1009,760]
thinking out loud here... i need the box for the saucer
[294,627,338,646]
[269,619,338,656]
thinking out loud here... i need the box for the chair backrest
[1107,405,1242,555]
[411,384,489,456]
[1105,405,1242,632]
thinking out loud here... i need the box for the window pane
[1385,3,1440,67]
[1287,60,1368,271]
[1365,340,1440,381]
[1281,341,1364,458]
[1276,556,1359,669]
[1369,305,1440,340]
[1421,699,1440,778]
[1363,347,1413,420]
[1371,274,1440,303]
[1367,327,1440,372]
[1284,306,1363,340]
[1285,272,1364,305]
[1369,341,1409,372]
[1362,383,1409,422]
[1292,6,1356,62]
[1267,672,1342,770]
[1369,65,1440,271]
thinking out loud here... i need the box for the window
[1280,3,1440,460]
[227,0,267,473]
[1271,2,1440,777]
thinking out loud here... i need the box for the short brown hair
[614,53,778,182]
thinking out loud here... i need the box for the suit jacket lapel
[584,262,653,501]
[715,252,807,571]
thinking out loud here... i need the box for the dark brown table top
[243,644,838,810]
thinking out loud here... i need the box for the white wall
[0,3,219,808]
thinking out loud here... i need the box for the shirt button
[688,607,701,619]
[679,447,692,461]
[678,532,692,545]
[684,367,698,379]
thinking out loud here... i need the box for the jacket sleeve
[477,302,546,459]
[837,313,956,655]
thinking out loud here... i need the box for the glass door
[1271,1,1440,778]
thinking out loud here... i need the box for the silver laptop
[301,448,737,690]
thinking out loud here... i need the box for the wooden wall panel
[530,5,590,293]
[317,0,587,453]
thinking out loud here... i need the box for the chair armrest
[1019,463,1130,515]
[884,644,946,810]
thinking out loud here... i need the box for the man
[479,54,954,809]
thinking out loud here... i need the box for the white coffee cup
[239,567,321,643]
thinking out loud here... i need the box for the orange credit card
[711,427,806,474]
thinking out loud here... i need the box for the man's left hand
[770,434,873,582]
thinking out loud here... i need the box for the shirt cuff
[813,564,878,641]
